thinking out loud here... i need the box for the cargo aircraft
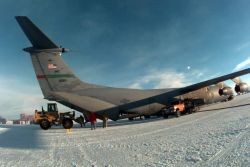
[16,16,250,129]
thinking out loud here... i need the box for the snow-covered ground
[0,127,8,134]
[0,94,250,167]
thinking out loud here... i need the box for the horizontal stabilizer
[15,16,58,49]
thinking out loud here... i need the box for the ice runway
[0,94,250,167]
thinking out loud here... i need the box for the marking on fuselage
[36,74,75,79]
[59,79,67,82]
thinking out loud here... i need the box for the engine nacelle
[218,87,233,96]
[235,83,248,94]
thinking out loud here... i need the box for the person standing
[103,113,108,128]
[90,112,97,130]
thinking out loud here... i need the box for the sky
[1,0,250,119]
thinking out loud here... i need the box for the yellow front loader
[34,103,84,130]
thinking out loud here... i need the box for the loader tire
[40,119,51,130]
[62,118,73,129]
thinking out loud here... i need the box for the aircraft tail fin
[15,16,58,49]
[16,16,100,99]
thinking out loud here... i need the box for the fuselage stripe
[36,74,75,79]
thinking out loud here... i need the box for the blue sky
[1,0,250,119]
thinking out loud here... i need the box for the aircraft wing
[98,68,250,120]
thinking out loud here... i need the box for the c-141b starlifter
[16,16,250,129]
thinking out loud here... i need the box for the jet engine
[218,87,233,96]
[205,85,229,103]
[235,83,248,94]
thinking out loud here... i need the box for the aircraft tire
[176,109,181,117]
[144,115,150,119]
[128,117,134,121]
[62,118,73,129]
[188,109,192,114]
[40,119,51,130]
[228,95,234,101]
[163,114,169,119]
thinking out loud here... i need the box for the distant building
[20,113,26,120]
[20,121,26,125]
[13,120,21,124]
[0,114,34,125]
[6,120,13,125]
[20,113,34,124]
[0,116,6,124]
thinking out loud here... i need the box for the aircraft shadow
[0,125,45,149]
[199,103,250,112]
[104,103,250,128]
[80,116,177,129]
[106,117,166,127]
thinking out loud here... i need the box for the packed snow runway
[0,94,250,167]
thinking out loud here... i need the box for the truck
[34,103,84,130]
[161,99,199,118]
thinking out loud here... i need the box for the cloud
[0,77,46,119]
[0,76,68,120]
[128,69,204,89]
[233,57,250,71]
[0,74,85,120]
[129,83,143,89]
[236,42,250,52]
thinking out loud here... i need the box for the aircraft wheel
[228,95,234,101]
[40,119,51,130]
[163,114,169,119]
[176,109,181,117]
[144,115,150,119]
[193,106,199,113]
[62,118,73,129]
[128,117,134,121]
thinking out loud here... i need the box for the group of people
[89,112,109,129]
[77,112,97,130]
[77,112,108,130]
